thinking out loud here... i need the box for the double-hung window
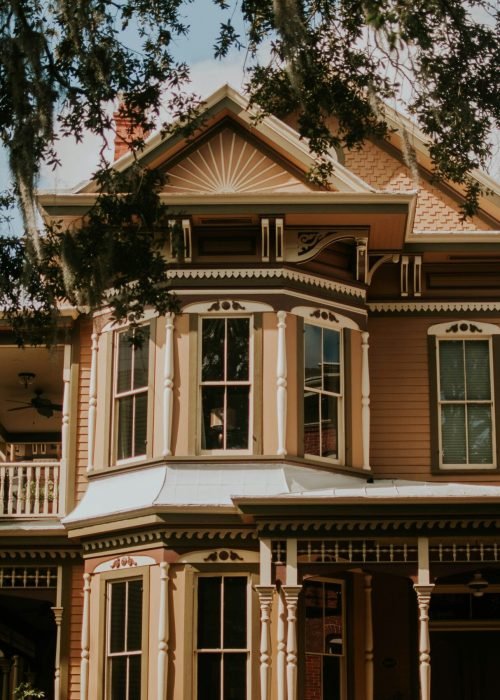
[438,339,494,466]
[195,576,249,700]
[114,326,150,461]
[200,317,251,451]
[106,578,144,700]
[304,323,342,460]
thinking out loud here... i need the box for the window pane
[324,584,343,655]
[223,653,247,700]
[198,653,221,700]
[110,581,126,652]
[133,326,150,389]
[227,319,249,381]
[304,392,320,456]
[128,655,141,700]
[321,395,338,458]
[468,404,493,464]
[323,329,340,394]
[224,578,247,648]
[304,580,324,653]
[441,404,466,464]
[198,577,221,648]
[134,393,148,457]
[439,341,465,400]
[305,325,322,389]
[465,341,490,400]
[117,396,133,460]
[202,386,225,449]
[127,580,143,651]
[226,386,249,449]
[323,655,341,700]
[117,333,133,393]
[202,319,225,381]
[110,656,127,700]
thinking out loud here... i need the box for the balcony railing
[0,462,60,517]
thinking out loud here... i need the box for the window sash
[303,324,343,460]
[106,578,143,700]
[438,339,495,466]
[195,575,250,700]
[114,327,151,461]
[200,317,252,452]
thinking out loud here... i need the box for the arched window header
[292,305,360,331]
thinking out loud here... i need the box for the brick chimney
[113,104,150,160]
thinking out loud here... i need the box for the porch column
[163,313,175,457]
[277,588,286,700]
[0,653,10,700]
[87,333,98,473]
[276,311,287,456]
[256,586,274,700]
[364,574,374,700]
[80,573,91,700]
[157,562,169,700]
[59,343,72,515]
[282,586,301,700]
[361,331,371,470]
[52,606,64,700]
[414,584,435,700]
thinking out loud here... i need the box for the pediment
[162,126,316,195]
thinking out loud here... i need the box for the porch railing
[0,462,60,517]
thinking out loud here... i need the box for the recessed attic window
[194,227,259,258]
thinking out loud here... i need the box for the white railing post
[277,589,286,700]
[276,311,287,456]
[80,573,91,700]
[157,562,170,700]
[59,343,71,513]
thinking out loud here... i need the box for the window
[438,339,494,466]
[303,579,345,700]
[200,317,251,451]
[106,578,143,700]
[114,326,150,461]
[195,576,249,700]
[304,324,342,460]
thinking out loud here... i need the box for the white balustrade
[0,462,60,516]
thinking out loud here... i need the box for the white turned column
[282,586,301,700]
[163,313,175,457]
[361,331,371,470]
[80,573,91,700]
[364,574,374,700]
[276,311,287,456]
[276,589,286,700]
[87,333,99,472]
[256,586,274,700]
[414,584,435,700]
[52,606,64,700]
[157,562,170,700]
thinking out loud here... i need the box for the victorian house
[1,85,500,700]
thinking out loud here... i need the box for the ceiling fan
[7,389,63,418]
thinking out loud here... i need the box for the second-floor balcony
[0,343,65,520]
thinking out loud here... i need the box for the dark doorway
[431,631,500,700]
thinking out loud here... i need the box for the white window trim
[193,573,254,700]
[112,323,155,465]
[198,314,254,456]
[303,319,345,466]
[429,320,499,470]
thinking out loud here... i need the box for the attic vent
[199,218,253,226]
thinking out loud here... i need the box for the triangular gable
[162,126,314,195]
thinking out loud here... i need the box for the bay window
[195,575,250,700]
[304,323,342,460]
[200,317,252,451]
[106,577,144,700]
[114,326,150,461]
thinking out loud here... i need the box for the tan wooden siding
[370,317,433,476]
[69,563,84,700]
[75,320,91,503]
